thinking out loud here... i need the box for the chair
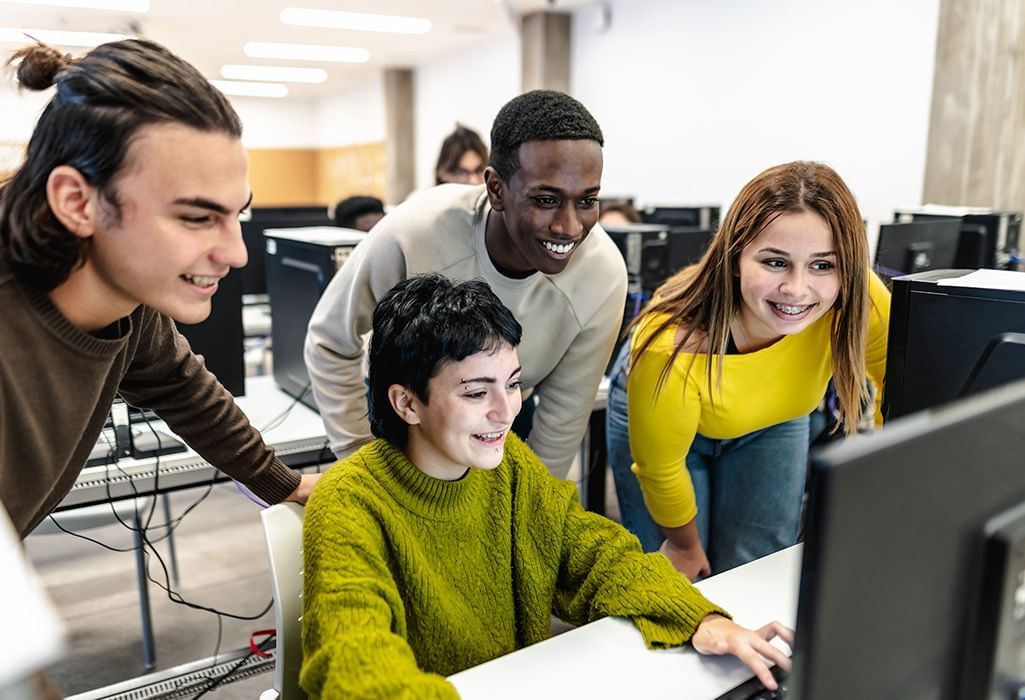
[30,495,180,672]
[259,502,306,700]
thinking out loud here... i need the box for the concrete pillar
[520,11,571,93]
[922,0,1025,211]
[384,68,415,204]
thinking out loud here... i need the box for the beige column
[922,0,1025,211]
[520,11,571,93]
[384,68,415,204]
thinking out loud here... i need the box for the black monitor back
[896,210,1023,269]
[874,220,962,283]
[240,206,333,299]
[264,227,366,409]
[883,269,1025,419]
[602,224,713,373]
[175,266,245,396]
[641,204,720,231]
[796,378,1025,699]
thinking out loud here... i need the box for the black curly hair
[489,90,603,181]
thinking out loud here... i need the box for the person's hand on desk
[659,519,711,581]
[285,473,321,505]
[691,614,794,691]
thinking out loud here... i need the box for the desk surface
[449,545,801,700]
[62,376,330,509]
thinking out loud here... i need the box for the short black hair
[333,195,384,229]
[368,274,522,447]
[489,90,604,181]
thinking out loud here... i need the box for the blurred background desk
[449,545,800,700]
[60,376,331,511]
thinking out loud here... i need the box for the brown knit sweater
[0,254,300,536]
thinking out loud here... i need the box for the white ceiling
[0,0,594,99]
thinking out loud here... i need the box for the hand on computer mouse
[691,614,794,690]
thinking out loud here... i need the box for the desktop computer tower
[264,227,367,410]
[895,206,1023,269]
[239,206,333,301]
[883,269,1025,419]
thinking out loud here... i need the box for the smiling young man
[305,90,628,478]
[0,40,315,538]
[300,274,793,698]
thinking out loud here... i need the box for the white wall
[571,0,941,242]
[232,96,319,149]
[413,31,520,189]
[314,75,386,148]
[0,85,50,142]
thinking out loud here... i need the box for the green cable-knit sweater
[300,433,728,698]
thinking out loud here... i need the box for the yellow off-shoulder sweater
[301,434,727,699]
[628,272,891,528]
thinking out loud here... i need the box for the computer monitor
[239,206,333,300]
[895,206,1024,270]
[883,269,1025,419]
[794,378,1025,698]
[641,204,720,231]
[873,220,962,284]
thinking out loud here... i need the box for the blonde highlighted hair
[631,161,871,434]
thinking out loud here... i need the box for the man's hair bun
[8,43,70,91]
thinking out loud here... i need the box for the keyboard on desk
[715,666,790,700]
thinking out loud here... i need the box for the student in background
[0,40,316,538]
[304,90,627,479]
[434,124,488,185]
[609,161,890,578]
[333,195,385,231]
[598,200,642,227]
[300,274,793,698]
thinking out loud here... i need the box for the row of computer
[185,202,1025,698]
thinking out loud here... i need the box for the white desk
[449,545,801,700]
[61,376,331,509]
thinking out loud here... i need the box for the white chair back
[260,502,307,700]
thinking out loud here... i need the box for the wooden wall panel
[247,148,320,206]
[923,0,1025,212]
[315,141,387,205]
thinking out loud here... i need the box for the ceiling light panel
[220,64,327,83]
[0,27,131,46]
[244,42,369,63]
[280,8,431,35]
[210,79,288,98]
[0,0,149,10]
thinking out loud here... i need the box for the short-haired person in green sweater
[301,274,794,698]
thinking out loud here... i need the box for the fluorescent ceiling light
[280,8,431,35]
[221,64,327,83]
[210,79,289,99]
[244,42,369,64]
[0,27,130,46]
[0,0,149,10]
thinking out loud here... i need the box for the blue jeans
[606,344,664,552]
[606,343,810,570]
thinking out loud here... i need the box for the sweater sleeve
[304,229,408,459]
[865,272,891,425]
[529,457,727,648]
[627,319,703,527]
[116,309,299,504]
[301,471,459,699]
[528,266,626,478]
